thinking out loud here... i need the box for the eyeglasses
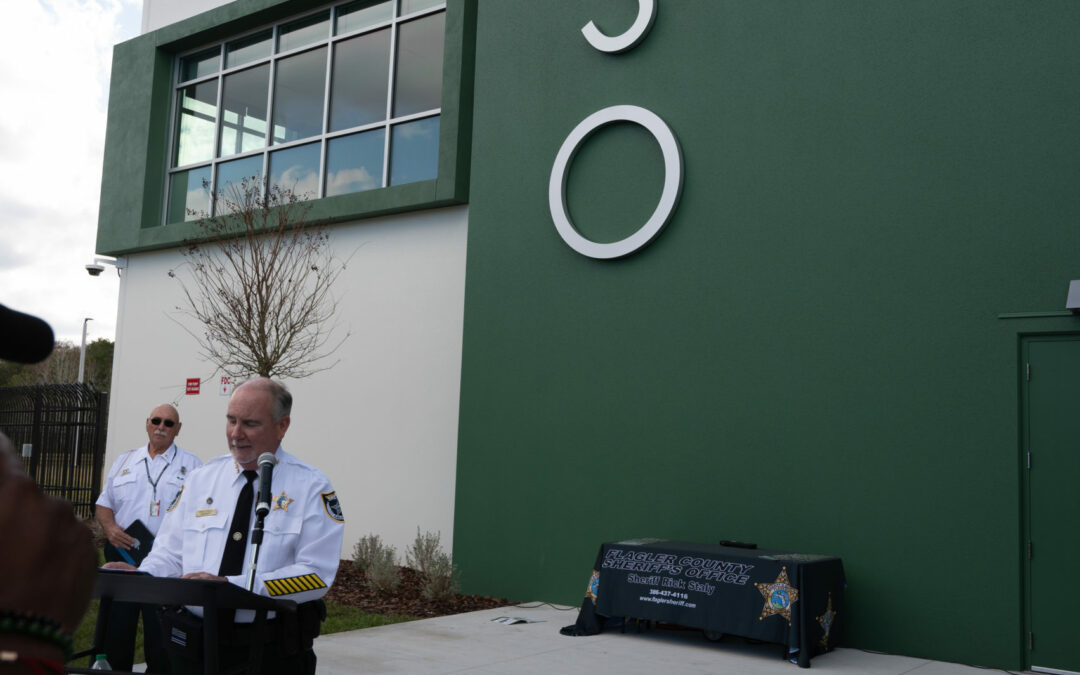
[149,417,177,428]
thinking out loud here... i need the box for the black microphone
[255,452,276,518]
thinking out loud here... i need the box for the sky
[0,0,144,345]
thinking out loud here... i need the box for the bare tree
[168,176,350,379]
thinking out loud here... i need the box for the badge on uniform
[321,491,344,522]
[196,508,218,517]
[273,491,293,512]
[166,485,184,513]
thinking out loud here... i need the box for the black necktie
[218,470,257,576]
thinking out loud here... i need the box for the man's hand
[182,572,226,582]
[101,561,137,571]
[0,434,97,633]
[103,522,136,550]
[96,505,135,550]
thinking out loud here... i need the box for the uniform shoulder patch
[321,491,344,522]
[264,573,327,597]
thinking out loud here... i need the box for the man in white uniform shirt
[96,403,202,673]
[107,377,345,675]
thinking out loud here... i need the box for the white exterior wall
[105,206,468,558]
[143,0,231,33]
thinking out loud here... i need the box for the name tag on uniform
[195,508,218,517]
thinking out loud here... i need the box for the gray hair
[236,377,292,422]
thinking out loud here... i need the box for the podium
[70,569,297,675]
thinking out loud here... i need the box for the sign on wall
[549,0,683,260]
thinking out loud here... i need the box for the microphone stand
[247,453,276,592]
[247,511,267,592]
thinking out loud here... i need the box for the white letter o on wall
[548,104,684,260]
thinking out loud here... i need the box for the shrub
[352,534,400,595]
[405,528,460,602]
[405,528,440,578]
[421,551,460,602]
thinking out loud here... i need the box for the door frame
[1019,332,1080,673]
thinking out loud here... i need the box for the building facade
[97,1,1080,671]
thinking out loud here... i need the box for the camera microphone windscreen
[0,304,54,364]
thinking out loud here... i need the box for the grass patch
[69,600,133,667]
[323,602,418,633]
[67,599,415,666]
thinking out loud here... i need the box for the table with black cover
[562,539,845,668]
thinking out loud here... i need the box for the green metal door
[1023,337,1080,674]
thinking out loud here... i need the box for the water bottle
[91,654,111,670]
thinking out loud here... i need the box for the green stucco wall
[453,1,1080,668]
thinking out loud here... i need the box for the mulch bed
[325,560,513,618]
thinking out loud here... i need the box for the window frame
[166,0,447,224]
[95,0,475,256]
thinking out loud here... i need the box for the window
[167,0,445,222]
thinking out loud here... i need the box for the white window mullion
[163,52,183,226]
[265,24,280,182]
[319,14,335,199]
[209,45,227,216]
[383,8,399,187]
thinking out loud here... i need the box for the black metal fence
[0,384,109,519]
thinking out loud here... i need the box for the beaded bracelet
[0,651,67,675]
[0,610,73,661]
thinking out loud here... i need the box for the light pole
[77,317,92,384]
[75,317,92,466]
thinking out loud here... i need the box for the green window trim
[96,0,475,256]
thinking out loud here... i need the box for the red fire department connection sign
[186,378,200,395]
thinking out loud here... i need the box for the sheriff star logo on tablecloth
[273,491,294,512]
[818,593,837,649]
[755,566,798,624]
[586,570,600,605]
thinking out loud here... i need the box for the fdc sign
[548,0,683,260]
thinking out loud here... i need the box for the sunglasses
[149,417,177,428]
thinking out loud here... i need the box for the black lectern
[69,569,296,675]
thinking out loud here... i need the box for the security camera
[86,263,106,277]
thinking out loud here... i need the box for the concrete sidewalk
[313,603,1023,675]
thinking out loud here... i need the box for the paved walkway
[313,603,1025,675]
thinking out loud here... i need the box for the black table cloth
[563,539,844,668]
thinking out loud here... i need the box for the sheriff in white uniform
[117,378,344,675]
[97,441,202,545]
[96,404,201,673]
[141,447,343,605]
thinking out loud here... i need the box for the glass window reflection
[326,129,385,196]
[219,65,269,158]
[393,13,444,117]
[279,11,330,53]
[180,47,219,81]
[167,166,212,223]
[400,0,443,16]
[169,2,448,223]
[390,116,438,185]
[272,47,327,144]
[336,0,392,35]
[269,142,321,200]
[226,30,272,69]
[214,155,264,214]
[330,29,390,132]
[174,80,218,167]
